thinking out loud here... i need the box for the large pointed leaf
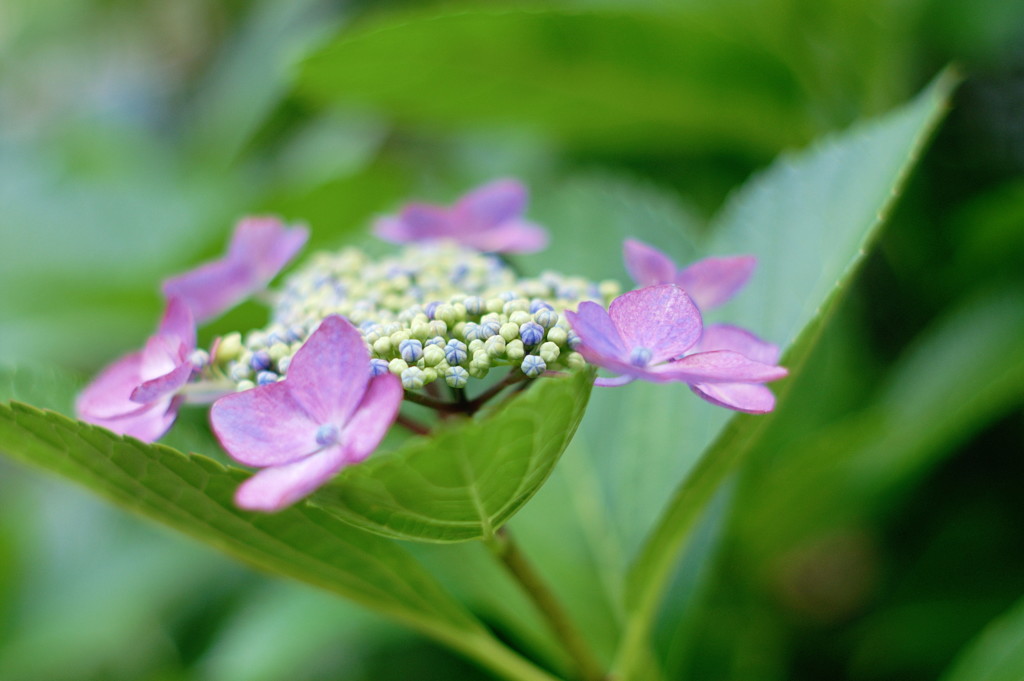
[312,369,593,543]
[941,596,1024,681]
[0,399,478,641]
[610,72,956,678]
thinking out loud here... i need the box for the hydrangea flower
[210,315,403,512]
[565,284,787,413]
[76,297,198,441]
[163,216,309,322]
[373,179,549,254]
[623,238,756,310]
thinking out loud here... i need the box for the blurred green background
[2,0,1023,679]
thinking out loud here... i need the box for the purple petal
[623,239,677,287]
[228,217,309,280]
[655,350,788,384]
[454,178,528,229]
[91,397,181,442]
[609,284,702,364]
[339,373,403,464]
[462,219,549,253]
[286,315,370,425]
[565,301,629,363]
[380,203,453,242]
[130,360,193,404]
[675,255,756,310]
[690,382,777,413]
[694,324,780,364]
[77,352,152,421]
[234,443,351,512]
[157,297,196,349]
[210,381,320,467]
[162,260,249,323]
[163,217,308,322]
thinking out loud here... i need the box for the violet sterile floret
[163,216,309,323]
[565,284,788,413]
[373,179,549,254]
[76,297,198,442]
[623,238,756,311]
[210,315,403,512]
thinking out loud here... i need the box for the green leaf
[312,369,594,543]
[941,596,1024,681]
[297,8,815,154]
[612,71,957,679]
[0,401,479,640]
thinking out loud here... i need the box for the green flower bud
[268,342,290,362]
[411,322,432,340]
[539,341,560,364]
[503,298,530,314]
[401,367,425,390]
[373,337,392,356]
[434,304,456,326]
[422,367,438,383]
[422,344,445,367]
[509,310,532,326]
[388,358,409,376]
[500,322,520,342]
[468,339,485,354]
[390,330,411,346]
[506,339,525,361]
[484,335,506,357]
[214,332,243,363]
[236,380,255,392]
[546,326,568,346]
[486,297,505,314]
[472,349,490,367]
[428,319,448,337]
[599,279,621,301]
[566,351,586,370]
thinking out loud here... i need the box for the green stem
[486,528,606,681]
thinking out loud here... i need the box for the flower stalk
[486,527,606,681]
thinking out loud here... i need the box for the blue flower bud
[520,321,544,346]
[567,330,582,350]
[530,299,554,313]
[315,423,340,446]
[250,350,272,372]
[425,301,441,319]
[399,338,424,363]
[479,319,501,338]
[444,339,468,365]
[464,296,485,315]
[257,371,279,386]
[521,355,546,377]
[463,322,485,341]
[445,365,469,388]
[425,335,446,348]
[370,358,390,376]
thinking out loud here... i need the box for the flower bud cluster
[215,243,617,391]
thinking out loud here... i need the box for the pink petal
[339,373,403,464]
[690,382,777,413]
[286,316,370,425]
[163,217,308,323]
[655,350,788,384]
[130,361,193,404]
[228,217,309,280]
[92,397,181,442]
[210,381,319,467]
[395,204,453,240]
[162,260,249,323]
[454,178,528,229]
[463,220,549,253]
[234,443,351,512]
[565,301,629,362]
[623,239,677,287]
[157,297,196,349]
[77,352,152,421]
[675,255,756,310]
[609,284,702,364]
[694,324,780,364]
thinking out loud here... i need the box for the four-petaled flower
[163,216,309,323]
[623,238,756,310]
[76,297,198,442]
[374,179,549,254]
[565,284,787,413]
[210,315,403,512]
